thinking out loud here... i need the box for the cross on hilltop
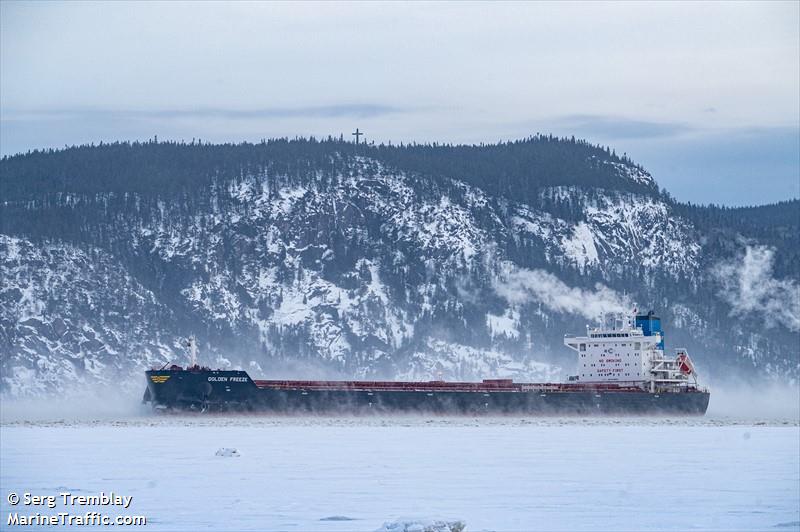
[352,128,363,144]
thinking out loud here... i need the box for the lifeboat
[676,351,695,375]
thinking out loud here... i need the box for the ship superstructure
[563,310,701,393]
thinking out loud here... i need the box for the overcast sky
[2,1,798,206]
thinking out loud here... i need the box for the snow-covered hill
[0,236,178,395]
[1,139,797,396]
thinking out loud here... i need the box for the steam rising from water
[715,245,800,332]
[492,261,630,320]
[3,378,796,424]
[0,386,148,423]
[705,378,800,420]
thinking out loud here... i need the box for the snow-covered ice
[214,447,240,458]
[377,518,466,532]
[1,416,798,531]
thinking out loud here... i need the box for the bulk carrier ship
[143,310,710,415]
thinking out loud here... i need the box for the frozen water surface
[1,417,798,531]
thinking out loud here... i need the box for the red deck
[252,378,650,393]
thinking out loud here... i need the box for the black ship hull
[144,370,710,416]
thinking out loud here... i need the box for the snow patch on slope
[486,309,520,339]
[562,222,599,270]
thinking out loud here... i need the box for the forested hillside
[1,136,797,396]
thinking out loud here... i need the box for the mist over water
[2,378,797,425]
[2,339,797,424]
[0,386,148,423]
[705,378,800,421]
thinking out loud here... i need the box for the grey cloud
[553,114,694,140]
[148,104,406,120]
[4,103,406,122]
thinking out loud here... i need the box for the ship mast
[188,335,198,367]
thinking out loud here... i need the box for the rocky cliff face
[1,139,797,396]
